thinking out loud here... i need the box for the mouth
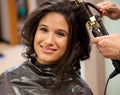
[40,45,57,54]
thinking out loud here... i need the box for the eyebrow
[38,24,47,27]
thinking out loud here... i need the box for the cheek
[34,32,41,50]
[34,31,43,44]
[34,33,38,46]
[59,39,68,54]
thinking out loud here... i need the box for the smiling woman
[0,0,93,95]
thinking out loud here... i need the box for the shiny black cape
[0,61,93,95]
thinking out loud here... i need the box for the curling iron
[74,0,120,79]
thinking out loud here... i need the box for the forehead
[39,12,69,31]
[40,12,67,23]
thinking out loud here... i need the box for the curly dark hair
[21,0,91,88]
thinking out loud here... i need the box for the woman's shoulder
[0,61,32,77]
[0,61,33,95]
[6,61,29,73]
[0,61,33,87]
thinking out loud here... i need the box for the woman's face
[34,12,69,64]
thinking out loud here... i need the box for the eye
[39,27,48,33]
[56,31,65,37]
[56,29,68,38]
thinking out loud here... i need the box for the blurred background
[0,0,120,95]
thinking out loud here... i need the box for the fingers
[92,36,109,49]
[96,1,115,15]
[92,36,103,44]
[92,37,109,58]
[96,1,114,9]
[92,34,120,59]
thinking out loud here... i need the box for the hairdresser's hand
[92,34,120,60]
[96,1,120,20]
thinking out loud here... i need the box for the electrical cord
[104,69,120,95]
[104,77,110,95]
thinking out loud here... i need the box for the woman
[0,0,93,95]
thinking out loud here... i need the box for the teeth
[43,46,50,50]
[40,45,55,51]
[43,47,48,49]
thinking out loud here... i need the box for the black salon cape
[0,61,93,95]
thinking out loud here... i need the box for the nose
[44,33,54,46]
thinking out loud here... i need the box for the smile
[40,45,56,54]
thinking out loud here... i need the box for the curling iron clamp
[75,0,109,37]
[74,0,120,79]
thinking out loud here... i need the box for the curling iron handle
[92,25,120,79]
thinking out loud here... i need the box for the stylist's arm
[92,1,120,60]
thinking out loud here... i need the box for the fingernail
[103,11,107,15]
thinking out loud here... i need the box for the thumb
[92,37,99,44]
